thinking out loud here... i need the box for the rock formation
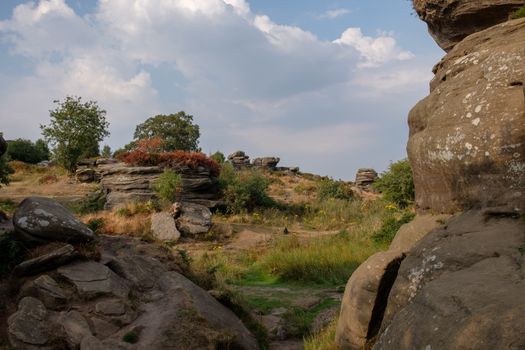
[171,202,212,236]
[98,162,220,210]
[354,168,377,190]
[228,151,251,169]
[408,18,525,213]
[252,157,280,170]
[413,0,524,51]
[337,7,525,350]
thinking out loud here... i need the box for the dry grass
[304,318,339,350]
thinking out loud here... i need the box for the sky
[0,0,444,180]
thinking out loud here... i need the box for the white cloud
[318,8,351,19]
[0,0,437,178]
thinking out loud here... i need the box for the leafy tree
[101,145,112,158]
[7,138,50,164]
[133,112,200,152]
[41,96,110,172]
[373,158,415,208]
[0,133,12,187]
[210,151,225,164]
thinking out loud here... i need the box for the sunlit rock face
[407,18,525,213]
[413,0,524,51]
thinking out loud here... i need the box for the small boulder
[20,275,68,310]
[13,197,95,245]
[14,244,79,276]
[174,202,212,236]
[58,310,92,349]
[150,212,180,242]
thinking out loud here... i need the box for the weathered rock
[58,310,92,349]
[8,297,58,350]
[76,168,99,183]
[14,244,79,276]
[13,197,95,244]
[373,210,525,349]
[413,0,524,51]
[336,250,404,350]
[355,168,378,190]
[389,214,450,253]
[98,162,220,210]
[57,261,130,299]
[20,275,68,310]
[408,18,525,213]
[228,150,251,169]
[174,202,212,236]
[95,299,126,316]
[150,212,180,242]
[252,157,280,170]
[107,254,166,291]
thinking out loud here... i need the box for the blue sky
[0,0,443,180]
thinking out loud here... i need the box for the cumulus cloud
[0,0,435,178]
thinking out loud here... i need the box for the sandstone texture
[172,201,212,236]
[374,210,525,350]
[408,18,525,213]
[5,235,259,350]
[413,0,524,51]
[355,168,377,190]
[228,151,251,169]
[150,212,180,242]
[252,157,280,170]
[13,197,95,244]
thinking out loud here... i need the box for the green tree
[373,158,415,208]
[41,96,110,172]
[101,145,112,158]
[7,138,49,164]
[133,112,200,152]
[210,151,225,164]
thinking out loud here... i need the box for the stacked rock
[227,151,251,169]
[355,168,377,190]
[252,157,280,170]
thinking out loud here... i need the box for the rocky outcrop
[228,151,251,169]
[336,215,449,349]
[172,202,212,236]
[413,0,524,51]
[13,197,95,245]
[373,210,525,349]
[355,168,377,190]
[408,18,525,213]
[252,157,280,170]
[98,163,220,210]
[5,235,259,350]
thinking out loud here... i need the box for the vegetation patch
[371,211,415,245]
[0,232,26,277]
[303,318,338,350]
[512,5,525,19]
[373,158,414,208]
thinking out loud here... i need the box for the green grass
[0,199,16,215]
[371,211,415,245]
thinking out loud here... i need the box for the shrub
[101,145,111,158]
[317,178,353,201]
[154,169,182,202]
[7,138,50,164]
[210,151,225,164]
[0,153,13,187]
[512,5,525,19]
[373,159,415,208]
[371,211,415,245]
[221,168,274,213]
[116,138,220,177]
[87,218,105,233]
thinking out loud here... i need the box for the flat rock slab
[59,310,92,348]
[13,196,94,244]
[14,244,79,276]
[21,275,68,310]
[58,261,129,299]
[8,297,54,349]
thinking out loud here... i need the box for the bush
[371,211,415,245]
[0,153,13,187]
[7,138,50,164]
[373,159,415,208]
[210,151,225,164]
[221,167,274,213]
[512,5,525,19]
[317,178,353,201]
[154,169,182,202]
[116,138,220,177]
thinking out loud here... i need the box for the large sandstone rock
[413,0,524,51]
[336,250,404,350]
[13,197,95,245]
[408,18,525,213]
[150,212,180,242]
[173,202,212,236]
[355,168,377,190]
[388,214,450,253]
[228,151,251,169]
[252,157,280,170]
[373,210,525,349]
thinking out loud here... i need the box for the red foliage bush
[116,138,220,177]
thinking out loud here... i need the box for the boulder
[408,18,525,213]
[173,202,212,236]
[252,157,280,170]
[13,197,95,245]
[373,210,525,349]
[76,168,99,183]
[58,310,92,349]
[336,250,404,350]
[228,150,251,169]
[20,275,68,310]
[413,0,524,51]
[355,168,378,190]
[13,244,79,276]
[150,212,181,242]
[389,214,450,253]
